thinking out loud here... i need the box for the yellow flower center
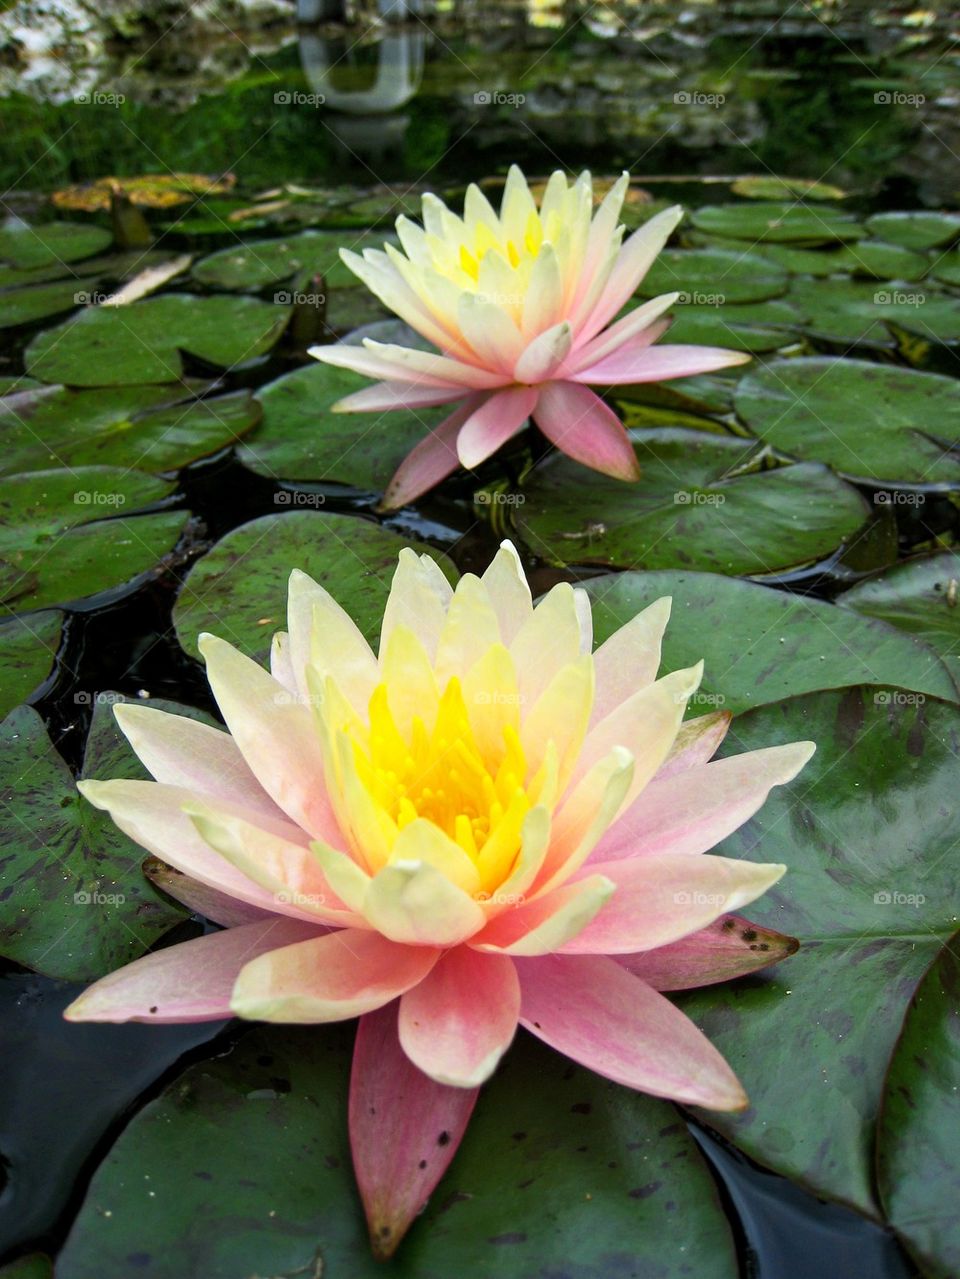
[455,211,547,283]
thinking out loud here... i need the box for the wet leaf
[192,229,389,292]
[865,211,960,251]
[664,298,798,352]
[787,277,960,345]
[730,176,848,201]
[0,279,85,329]
[691,203,865,244]
[0,610,64,717]
[636,247,788,303]
[0,222,112,270]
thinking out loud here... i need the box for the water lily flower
[310,166,749,508]
[66,542,813,1255]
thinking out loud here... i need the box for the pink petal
[456,385,539,469]
[469,875,614,956]
[656,711,732,782]
[576,206,684,342]
[230,928,440,1022]
[533,381,639,481]
[313,339,502,391]
[560,854,785,954]
[514,321,572,383]
[398,946,520,1086]
[333,381,465,413]
[618,914,799,990]
[517,952,746,1109]
[381,397,482,510]
[573,342,751,386]
[565,294,676,370]
[590,596,671,727]
[64,918,322,1023]
[350,1002,479,1259]
[144,863,282,928]
[594,742,815,864]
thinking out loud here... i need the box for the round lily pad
[240,363,447,490]
[1,385,261,475]
[635,248,788,304]
[734,357,960,484]
[173,511,457,661]
[837,553,960,680]
[787,277,960,345]
[931,252,960,287]
[730,176,847,201]
[25,294,289,386]
[0,221,112,270]
[0,610,64,717]
[691,203,865,244]
[0,467,186,611]
[513,427,868,574]
[192,230,388,292]
[665,298,798,352]
[865,211,960,251]
[836,240,930,281]
[583,570,957,712]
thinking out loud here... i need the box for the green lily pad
[788,277,960,345]
[865,211,960,251]
[192,230,390,292]
[931,252,960,287]
[0,699,188,981]
[665,298,798,352]
[513,428,868,575]
[635,247,788,304]
[582,570,958,712]
[24,295,289,387]
[0,221,112,270]
[56,1024,738,1279]
[240,363,446,489]
[836,240,930,281]
[878,935,960,1279]
[734,357,960,484]
[0,279,85,329]
[0,610,64,717]
[1,385,261,475]
[0,467,186,611]
[837,553,960,681]
[0,249,177,292]
[730,176,848,201]
[754,243,854,277]
[679,687,960,1215]
[173,511,457,662]
[691,203,865,244]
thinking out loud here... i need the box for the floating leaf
[583,570,957,711]
[931,252,960,287]
[52,173,236,212]
[0,221,112,270]
[734,357,960,484]
[1,385,261,475]
[691,203,865,244]
[878,935,960,1279]
[240,363,445,489]
[192,229,388,292]
[173,511,456,661]
[837,552,960,681]
[0,467,185,611]
[635,247,788,303]
[513,428,867,574]
[0,700,187,981]
[0,279,86,329]
[0,610,63,717]
[730,176,848,201]
[665,298,798,352]
[680,687,960,1215]
[865,211,960,251]
[836,240,930,281]
[25,295,289,387]
[56,1024,738,1279]
[787,277,960,345]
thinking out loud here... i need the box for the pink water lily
[66,541,812,1255]
[310,165,749,507]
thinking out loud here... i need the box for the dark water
[0,0,953,1273]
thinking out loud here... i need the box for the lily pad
[0,221,112,270]
[1,385,261,475]
[25,295,289,387]
[679,687,960,1215]
[788,277,960,345]
[0,279,85,329]
[837,240,930,281]
[665,298,798,352]
[878,935,960,1279]
[730,176,848,201]
[57,1024,738,1279]
[240,363,446,489]
[513,428,868,575]
[865,211,960,251]
[173,511,457,661]
[0,699,188,981]
[0,467,186,611]
[691,203,865,244]
[931,252,960,287]
[192,230,385,292]
[635,247,788,304]
[0,610,64,717]
[837,553,960,681]
[734,358,960,484]
[52,173,236,212]
[582,570,958,712]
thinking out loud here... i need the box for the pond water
[1,1,958,1276]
